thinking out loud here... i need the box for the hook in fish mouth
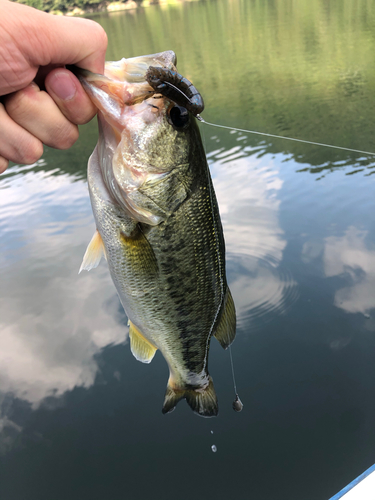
[145,66,204,116]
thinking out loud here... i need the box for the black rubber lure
[145,66,204,116]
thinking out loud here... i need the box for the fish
[76,51,236,417]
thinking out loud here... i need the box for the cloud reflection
[210,144,298,328]
[0,168,127,410]
[324,226,375,314]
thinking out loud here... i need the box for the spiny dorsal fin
[79,230,105,273]
[162,376,218,417]
[214,288,236,350]
[129,320,157,364]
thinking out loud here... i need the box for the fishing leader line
[197,116,375,157]
[229,344,243,412]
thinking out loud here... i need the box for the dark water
[1,0,375,498]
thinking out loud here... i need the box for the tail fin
[162,376,218,417]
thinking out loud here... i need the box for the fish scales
[149,180,225,374]
[78,51,236,417]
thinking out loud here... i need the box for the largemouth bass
[77,51,236,417]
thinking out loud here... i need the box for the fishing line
[228,344,237,395]
[197,111,375,414]
[201,121,243,413]
[197,116,375,157]
[229,343,243,412]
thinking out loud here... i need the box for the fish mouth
[104,50,177,83]
[68,50,204,119]
[69,52,205,226]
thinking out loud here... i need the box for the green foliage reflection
[12,0,375,177]
[92,0,375,175]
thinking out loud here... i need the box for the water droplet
[233,394,243,412]
[211,445,217,453]
[210,430,213,434]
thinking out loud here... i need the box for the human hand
[0,0,107,173]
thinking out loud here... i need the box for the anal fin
[214,288,236,349]
[79,230,106,273]
[129,321,157,364]
[162,376,218,418]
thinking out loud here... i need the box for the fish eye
[168,105,189,130]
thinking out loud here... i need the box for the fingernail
[49,71,77,101]
[29,82,40,91]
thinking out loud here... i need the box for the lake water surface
[1,0,375,498]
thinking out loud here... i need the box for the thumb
[36,14,108,74]
[2,0,107,76]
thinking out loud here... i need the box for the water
[1,0,375,498]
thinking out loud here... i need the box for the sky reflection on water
[2,113,375,500]
[325,227,375,316]
[0,168,127,408]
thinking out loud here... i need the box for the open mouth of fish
[69,50,203,124]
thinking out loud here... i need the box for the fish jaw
[77,51,200,226]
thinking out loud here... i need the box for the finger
[45,68,97,125]
[47,16,108,74]
[5,83,79,150]
[0,102,43,165]
[0,155,9,174]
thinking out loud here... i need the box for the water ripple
[228,253,299,332]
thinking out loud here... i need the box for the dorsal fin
[214,288,236,349]
[79,230,106,273]
[129,320,157,364]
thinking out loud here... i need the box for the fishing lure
[145,66,204,116]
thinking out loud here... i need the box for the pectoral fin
[129,321,157,364]
[214,288,236,349]
[120,228,158,277]
[79,230,106,273]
